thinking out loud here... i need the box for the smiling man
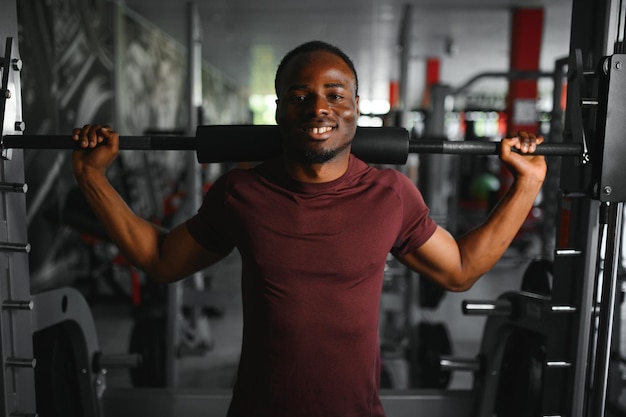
[71,40,546,417]
[275,42,359,173]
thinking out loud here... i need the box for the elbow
[149,272,171,284]
[140,264,184,285]
[420,271,475,293]
[149,273,183,285]
[445,280,474,292]
[440,273,479,292]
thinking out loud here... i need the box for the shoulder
[348,157,416,191]
[206,160,288,202]
[211,164,263,189]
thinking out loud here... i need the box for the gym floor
[91,241,540,393]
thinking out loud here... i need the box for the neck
[283,151,350,183]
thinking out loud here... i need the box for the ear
[355,95,360,117]
[275,98,280,123]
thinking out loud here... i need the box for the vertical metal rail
[541,57,568,258]
[397,3,412,129]
[570,202,601,417]
[186,0,207,380]
[590,203,624,416]
[164,0,205,388]
[113,0,126,132]
[556,0,624,416]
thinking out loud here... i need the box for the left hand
[500,131,547,184]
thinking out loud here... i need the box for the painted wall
[16,0,249,290]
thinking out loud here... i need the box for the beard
[293,138,353,164]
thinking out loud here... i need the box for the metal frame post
[556,1,625,416]
[164,0,205,388]
[0,1,37,415]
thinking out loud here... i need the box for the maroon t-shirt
[187,156,437,417]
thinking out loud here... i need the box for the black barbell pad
[3,126,410,165]
[409,140,582,156]
[194,125,410,165]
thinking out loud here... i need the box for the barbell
[2,125,583,165]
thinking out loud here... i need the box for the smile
[302,126,334,134]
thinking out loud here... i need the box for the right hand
[499,131,547,185]
[71,124,120,176]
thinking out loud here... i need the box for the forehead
[278,50,356,91]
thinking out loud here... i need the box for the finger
[517,131,532,152]
[100,126,118,146]
[96,127,105,144]
[501,137,519,155]
[72,127,82,142]
[87,124,102,148]
[515,131,544,154]
[96,126,114,144]
[78,124,92,148]
[100,125,113,139]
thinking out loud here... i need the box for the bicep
[398,226,464,290]
[155,222,227,283]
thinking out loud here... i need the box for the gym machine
[2,0,626,416]
[446,1,626,417]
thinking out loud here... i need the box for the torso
[188,156,436,417]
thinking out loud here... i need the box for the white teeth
[311,127,332,134]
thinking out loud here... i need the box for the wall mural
[121,14,185,136]
[18,0,114,135]
[16,1,250,292]
[202,62,251,125]
[18,0,115,292]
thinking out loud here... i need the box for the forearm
[456,175,543,283]
[75,169,166,275]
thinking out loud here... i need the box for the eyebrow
[287,82,348,91]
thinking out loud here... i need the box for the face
[275,50,360,164]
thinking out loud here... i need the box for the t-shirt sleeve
[186,175,236,256]
[390,173,438,258]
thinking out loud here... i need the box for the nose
[306,94,330,115]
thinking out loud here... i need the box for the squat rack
[1,0,626,416]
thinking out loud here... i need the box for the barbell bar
[2,125,583,165]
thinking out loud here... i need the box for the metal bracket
[594,54,626,202]
[567,48,592,165]
[0,37,15,161]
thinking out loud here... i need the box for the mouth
[300,125,335,140]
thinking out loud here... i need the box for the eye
[289,94,306,103]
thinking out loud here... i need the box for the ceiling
[122,0,574,109]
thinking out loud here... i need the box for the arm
[72,124,224,283]
[399,132,547,291]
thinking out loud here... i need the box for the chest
[227,184,402,280]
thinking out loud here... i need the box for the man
[72,40,546,417]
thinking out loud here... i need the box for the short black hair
[274,40,359,96]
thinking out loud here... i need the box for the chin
[302,140,352,164]
[302,149,338,164]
